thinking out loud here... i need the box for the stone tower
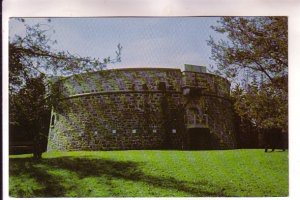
[47,65,236,151]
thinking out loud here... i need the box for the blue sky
[9,17,224,71]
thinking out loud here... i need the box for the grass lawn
[9,149,288,197]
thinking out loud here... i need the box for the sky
[9,17,224,71]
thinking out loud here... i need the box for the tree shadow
[10,156,226,197]
[9,158,66,197]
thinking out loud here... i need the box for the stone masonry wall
[48,69,184,151]
[47,68,237,151]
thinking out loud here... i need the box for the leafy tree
[9,18,122,159]
[208,17,288,137]
[10,75,49,159]
[208,17,287,84]
[232,81,287,131]
[10,19,122,94]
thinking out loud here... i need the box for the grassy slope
[9,149,288,197]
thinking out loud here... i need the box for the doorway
[187,128,212,150]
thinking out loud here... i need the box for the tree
[208,17,287,83]
[208,17,288,138]
[10,75,49,159]
[10,19,122,94]
[9,18,122,159]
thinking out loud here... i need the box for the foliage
[9,150,288,197]
[208,17,287,83]
[9,75,50,158]
[9,18,122,93]
[208,17,288,131]
[9,18,122,158]
[10,75,47,125]
[232,81,288,131]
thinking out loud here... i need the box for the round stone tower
[47,66,236,151]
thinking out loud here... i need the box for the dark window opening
[168,85,174,90]
[131,84,135,91]
[142,83,148,90]
[51,115,56,126]
[158,82,166,91]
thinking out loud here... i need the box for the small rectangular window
[168,85,174,90]
[142,83,148,90]
[51,115,55,126]
[158,82,166,91]
[131,84,135,91]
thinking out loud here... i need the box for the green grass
[9,149,288,197]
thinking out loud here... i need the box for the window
[188,107,200,125]
[131,84,135,91]
[142,83,148,90]
[158,82,166,91]
[168,85,174,90]
[51,114,56,126]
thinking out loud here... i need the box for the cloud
[9,17,220,70]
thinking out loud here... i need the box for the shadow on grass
[9,158,66,197]
[10,156,226,197]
